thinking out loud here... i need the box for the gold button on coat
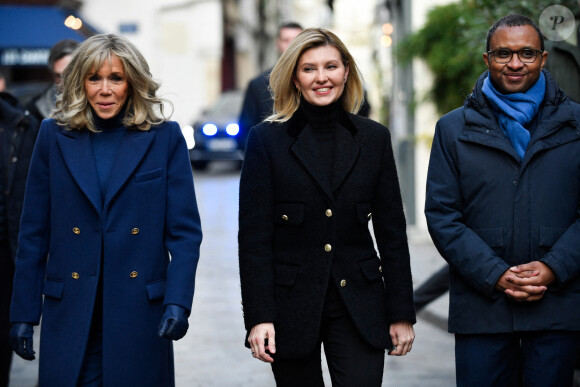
[340,279,346,287]
[281,215,288,221]
[379,266,383,273]
[324,244,332,252]
[73,227,80,234]
[325,209,333,217]
[72,272,79,279]
[131,228,139,235]
[130,271,138,278]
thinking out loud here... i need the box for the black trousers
[271,283,385,387]
[0,239,13,387]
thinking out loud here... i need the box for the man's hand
[495,261,555,302]
[509,261,555,286]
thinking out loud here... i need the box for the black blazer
[238,108,415,358]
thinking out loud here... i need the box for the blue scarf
[482,72,545,160]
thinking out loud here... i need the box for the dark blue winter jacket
[425,70,580,333]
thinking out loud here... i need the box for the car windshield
[208,91,243,117]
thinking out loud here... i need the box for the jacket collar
[56,126,155,213]
[466,69,567,111]
[285,104,358,138]
[462,70,579,165]
[286,105,360,202]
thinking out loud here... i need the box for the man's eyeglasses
[487,49,543,64]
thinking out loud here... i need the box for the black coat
[425,70,580,333]
[0,92,39,260]
[238,108,415,358]
[238,70,273,148]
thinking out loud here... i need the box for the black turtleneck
[90,109,127,197]
[300,99,341,177]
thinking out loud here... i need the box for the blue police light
[202,123,218,136]
[226,123,240,136]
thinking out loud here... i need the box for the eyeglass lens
[492,49,539,63]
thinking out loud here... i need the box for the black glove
[158,304,189,341]
[9,323,36,360]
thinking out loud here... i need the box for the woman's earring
[297,88,302,99]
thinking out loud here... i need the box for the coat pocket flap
[473,227,504,247]
[135,168,163,183]
[359,257,381,281]
[273,263,299,286]
[356,202,372,224]
[275,203,304,225]
[539,226,567,247]
[43,278,64,299]
[146,279,166,301]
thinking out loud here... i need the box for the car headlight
[202,123,218,136]
[181,125,195,149]
[226,123,240,136]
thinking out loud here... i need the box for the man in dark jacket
[425,14,580,386]
[0,91,39,387]
[26,39,79,123]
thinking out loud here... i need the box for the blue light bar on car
[202,123,218,136]
[226,123,240,136]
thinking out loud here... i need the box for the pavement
[8,164,456,386]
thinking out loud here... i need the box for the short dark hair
[48,39,80,71]
[277,22,303,37]
[486,14,544,52]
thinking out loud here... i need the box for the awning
[0,5,99,66]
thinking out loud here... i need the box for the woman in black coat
[238,28,415,386]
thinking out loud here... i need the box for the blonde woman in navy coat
[9,34,202,386]
[239,28,415,386]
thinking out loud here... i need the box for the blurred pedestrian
[0,90,39,387]
[238,22,303,147]
[26,39,80,123]
[425,14,580,386]
[9,33,202,386]
[239,28,415,386]
[413,264,448,312]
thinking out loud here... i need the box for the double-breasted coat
[10,119,202,386]
[238,108,415,358]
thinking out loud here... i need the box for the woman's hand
[248,323,276,363]
[388,321,414,356]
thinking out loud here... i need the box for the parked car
[187,89,245,170]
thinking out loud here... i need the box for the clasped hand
[496,261,555,302]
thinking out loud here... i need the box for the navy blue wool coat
[10,119,202,386]
[238,108,416,358]
[425,70,580,334]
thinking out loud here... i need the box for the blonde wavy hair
[52,34,169,132]
[267,28,365,122]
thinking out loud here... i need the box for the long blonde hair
[53,34,169,132]
[267,28,364,122]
